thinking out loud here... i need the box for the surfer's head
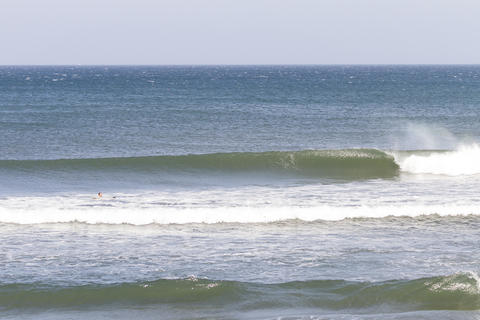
[98,192,102,198]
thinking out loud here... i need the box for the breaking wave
[4,145,480,180]
[2,146,480,225]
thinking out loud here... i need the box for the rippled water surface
[2,66,480,319]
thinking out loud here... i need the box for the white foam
[396,144,480,176]
[0,204,479,225]
[427,271,480,294]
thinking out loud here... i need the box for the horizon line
[1,63,480,67]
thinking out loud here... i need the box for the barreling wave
[0,149,399,180]
[1,273,479,311]
[5,145,480,179]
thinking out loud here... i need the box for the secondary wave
[1,273,479,311]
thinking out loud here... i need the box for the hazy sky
[2,0,479,65]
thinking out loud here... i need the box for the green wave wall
[0,149,400,180]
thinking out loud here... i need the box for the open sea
[1,65,480,319]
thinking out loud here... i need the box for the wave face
[6,146,480,182]
[1,273,479,311]
[0,149,399,180]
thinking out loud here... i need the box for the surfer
[96,192,116,199]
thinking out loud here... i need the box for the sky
[1,0,479,65]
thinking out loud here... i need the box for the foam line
[1,205,479,225]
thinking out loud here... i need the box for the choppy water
[2,66,480,319]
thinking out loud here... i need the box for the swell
[0,149,399,180]
[1,273,479,311]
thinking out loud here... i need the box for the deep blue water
[2,65,480,161]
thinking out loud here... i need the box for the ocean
[1,65,480,319]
